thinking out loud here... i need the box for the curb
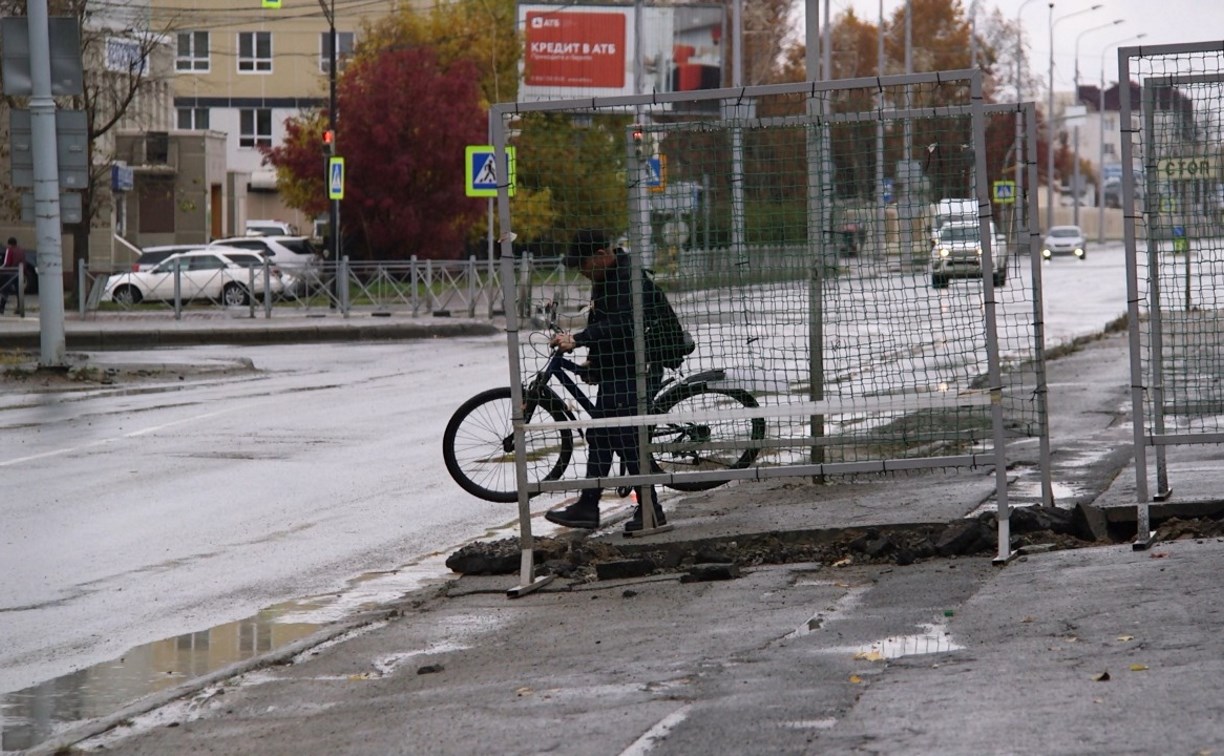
[0,320,500,350]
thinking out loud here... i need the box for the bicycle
[442,308,766,504]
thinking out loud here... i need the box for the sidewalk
[23,328,1224,754]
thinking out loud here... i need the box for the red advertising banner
[524,10,626,88]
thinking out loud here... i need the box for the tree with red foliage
[264,47,487,260]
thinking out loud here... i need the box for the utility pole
[317,0,341,307]
[27,0,68,365]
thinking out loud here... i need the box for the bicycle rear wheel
[442,386,573,503]
[650,385,765,492]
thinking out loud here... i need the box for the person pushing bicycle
[545,229,668,533]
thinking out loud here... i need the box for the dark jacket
[573,250,667,385]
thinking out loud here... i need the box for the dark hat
[6,237,16,246]
[564,228,610,268]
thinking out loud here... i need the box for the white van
[927,198,977,245]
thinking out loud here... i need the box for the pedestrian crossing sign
[647,155,666,193]
[328,157,344,200]
[992,180,1016,204]
[465,145,516,198]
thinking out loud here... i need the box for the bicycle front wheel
[651,385,765,492]
[442,386,573,503]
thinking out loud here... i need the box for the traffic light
[323,129,335,154]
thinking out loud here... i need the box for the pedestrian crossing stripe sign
[992,180,1016,204]
[262,0,282,7]
[465,145,516,198]
[647,155,666,193]
[328,157,344,200]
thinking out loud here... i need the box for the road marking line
[0,407,239,467]
[619,704,693,756]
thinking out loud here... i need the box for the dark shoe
[624,504,667,533]
[545,500,599,529]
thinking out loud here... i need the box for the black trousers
[579,378,656,507]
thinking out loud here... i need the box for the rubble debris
[444,508,1224,584]
[680,563,741,583]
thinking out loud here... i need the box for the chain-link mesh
[1121,42,1224,512]
[488,73,1046,497]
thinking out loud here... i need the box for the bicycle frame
[525,350,597,426]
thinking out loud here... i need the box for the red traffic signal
[323,130,335,145]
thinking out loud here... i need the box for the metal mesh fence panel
[1120,42,1224,519]
[485,73,1046,514]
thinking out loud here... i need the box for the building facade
[151,0,405,237]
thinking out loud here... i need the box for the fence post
[486,246,497,319]
[518,253,533,319]
[426,258,435,313]
[77,259,87,318]
[341,255,350,316]
[263,256,273,318]
[173,264,182,320]
[15,263,25,317]
[248,264,256,318]
[467,255,477,318]
[411,255,420,316]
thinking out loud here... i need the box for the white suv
[245,220,297,236]
[930,222,1009,289]
[209,236,322,294]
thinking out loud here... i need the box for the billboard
[518,4,724,104]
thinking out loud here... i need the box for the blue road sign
[647,157,663,188]
[328,157,344,200]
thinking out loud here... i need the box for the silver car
[1041,225,1087,260]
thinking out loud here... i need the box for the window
[1104,143,1117,156]
[177,107,209,130]
[189,254,228,272]
[176,31,209,72]
[320,31,355,74]
[237,31,272,73]
[239,109,272,148]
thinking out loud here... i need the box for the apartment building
[149,0,405,238]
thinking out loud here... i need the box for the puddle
[0,556,456,753]
[0,499,558,754]
[1008,480,1090,502]
[826,621,964,660]
[784,582,871,639]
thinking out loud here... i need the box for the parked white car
[103,249,288,306]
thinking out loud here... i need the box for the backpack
[643,271,695,370]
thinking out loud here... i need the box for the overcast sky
[798,0,1224,93]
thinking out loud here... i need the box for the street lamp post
[1014,0,1042,249]
[1047,3,1103,231]
[318,0,340,300]
[1071,19,1124,226]
[1097,32,1148,242]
